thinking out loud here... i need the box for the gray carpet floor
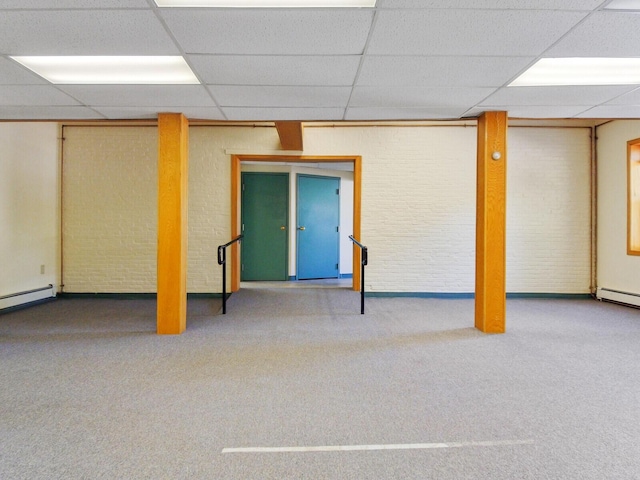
[1,290,639,479]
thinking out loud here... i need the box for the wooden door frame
[231,154,362,292]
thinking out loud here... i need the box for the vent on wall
[0,284,56,311]
[596,287,640,308]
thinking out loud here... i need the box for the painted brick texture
[507,127,591,293]
[63,126,158,293]
[62,124,591,294]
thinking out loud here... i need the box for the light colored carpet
[1,292,639,479]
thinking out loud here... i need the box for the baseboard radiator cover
[0,284,56,311]
[596,287,640,308]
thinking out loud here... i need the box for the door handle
[297,226,306,231]
[280,225,286,231]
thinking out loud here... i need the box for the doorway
[231,155,362,293]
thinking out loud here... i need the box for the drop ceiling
[1,0,639,121]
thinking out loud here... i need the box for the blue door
[297,175,340,280]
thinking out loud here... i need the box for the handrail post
[349,235,368,315]
[360,246,367,314]
[217,235,243,315]
[220,246,227,314]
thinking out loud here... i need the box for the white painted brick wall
[188,126,279,292]
[305,126,479,292]
[62,126,158,292]
[62,124,591,294]
[507,127,591,293]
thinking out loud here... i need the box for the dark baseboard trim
[366,292,592,300]
[506,293,592,300]
[367,292,475,299]
[57,292,223,300]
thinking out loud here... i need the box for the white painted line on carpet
[222,439,534,454]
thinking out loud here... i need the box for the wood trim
[475,111,507,334]
[231,155,362,292]
[231,155,242,291]
[233,155,358,162]
[157,113,189,334]
[352,156,362,292]
[628,138,640,256]
[275,121,304,151]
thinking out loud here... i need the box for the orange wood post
[231,155,242,292]
[475,111,507,333]
[157,113,189,335]
[352,156,362,292]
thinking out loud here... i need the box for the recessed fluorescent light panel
[10,56,200,84]
[509,58,640,86]
[154,0,375,7]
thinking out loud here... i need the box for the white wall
[0,123,59,304]
[596,120,640,296]
[507,127,591,293]
[61,123,591,294]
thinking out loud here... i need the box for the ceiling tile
[0,57,47,84]
[575,105,640,118]
[0,85,80,105]
[368,9,588,56]
[465,105,591,118]
[548,12,640,57]
[58,85,215,107]
[603,87,640,105]
[188,55,361,86]
[357,55,534,87]
[0,105,104,120]
[93,106,226,120]
[160,9,374,55]
[350,86,494,108]
[210,86,352,107]
[345,106,468,120]
[377,0,602,9]
[222,107,345,121]
[480,85,637,106]
[0,1,149,7]
[0,10,178,56]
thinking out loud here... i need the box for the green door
[297,175,340,280]
[241,173,289,281]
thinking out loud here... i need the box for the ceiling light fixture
[154,0,375,7]
[509,58,640,86]
[10,56,200,84]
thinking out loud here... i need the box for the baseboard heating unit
[0,284,56,311]
[596,287,640,308]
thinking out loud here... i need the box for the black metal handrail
[217,235,244,314]
[349,235,368,314]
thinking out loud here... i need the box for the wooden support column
[275,121,304,151]
[475,111,507,334]
[157,113,189,335]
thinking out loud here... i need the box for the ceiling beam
[275,121,304,151]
